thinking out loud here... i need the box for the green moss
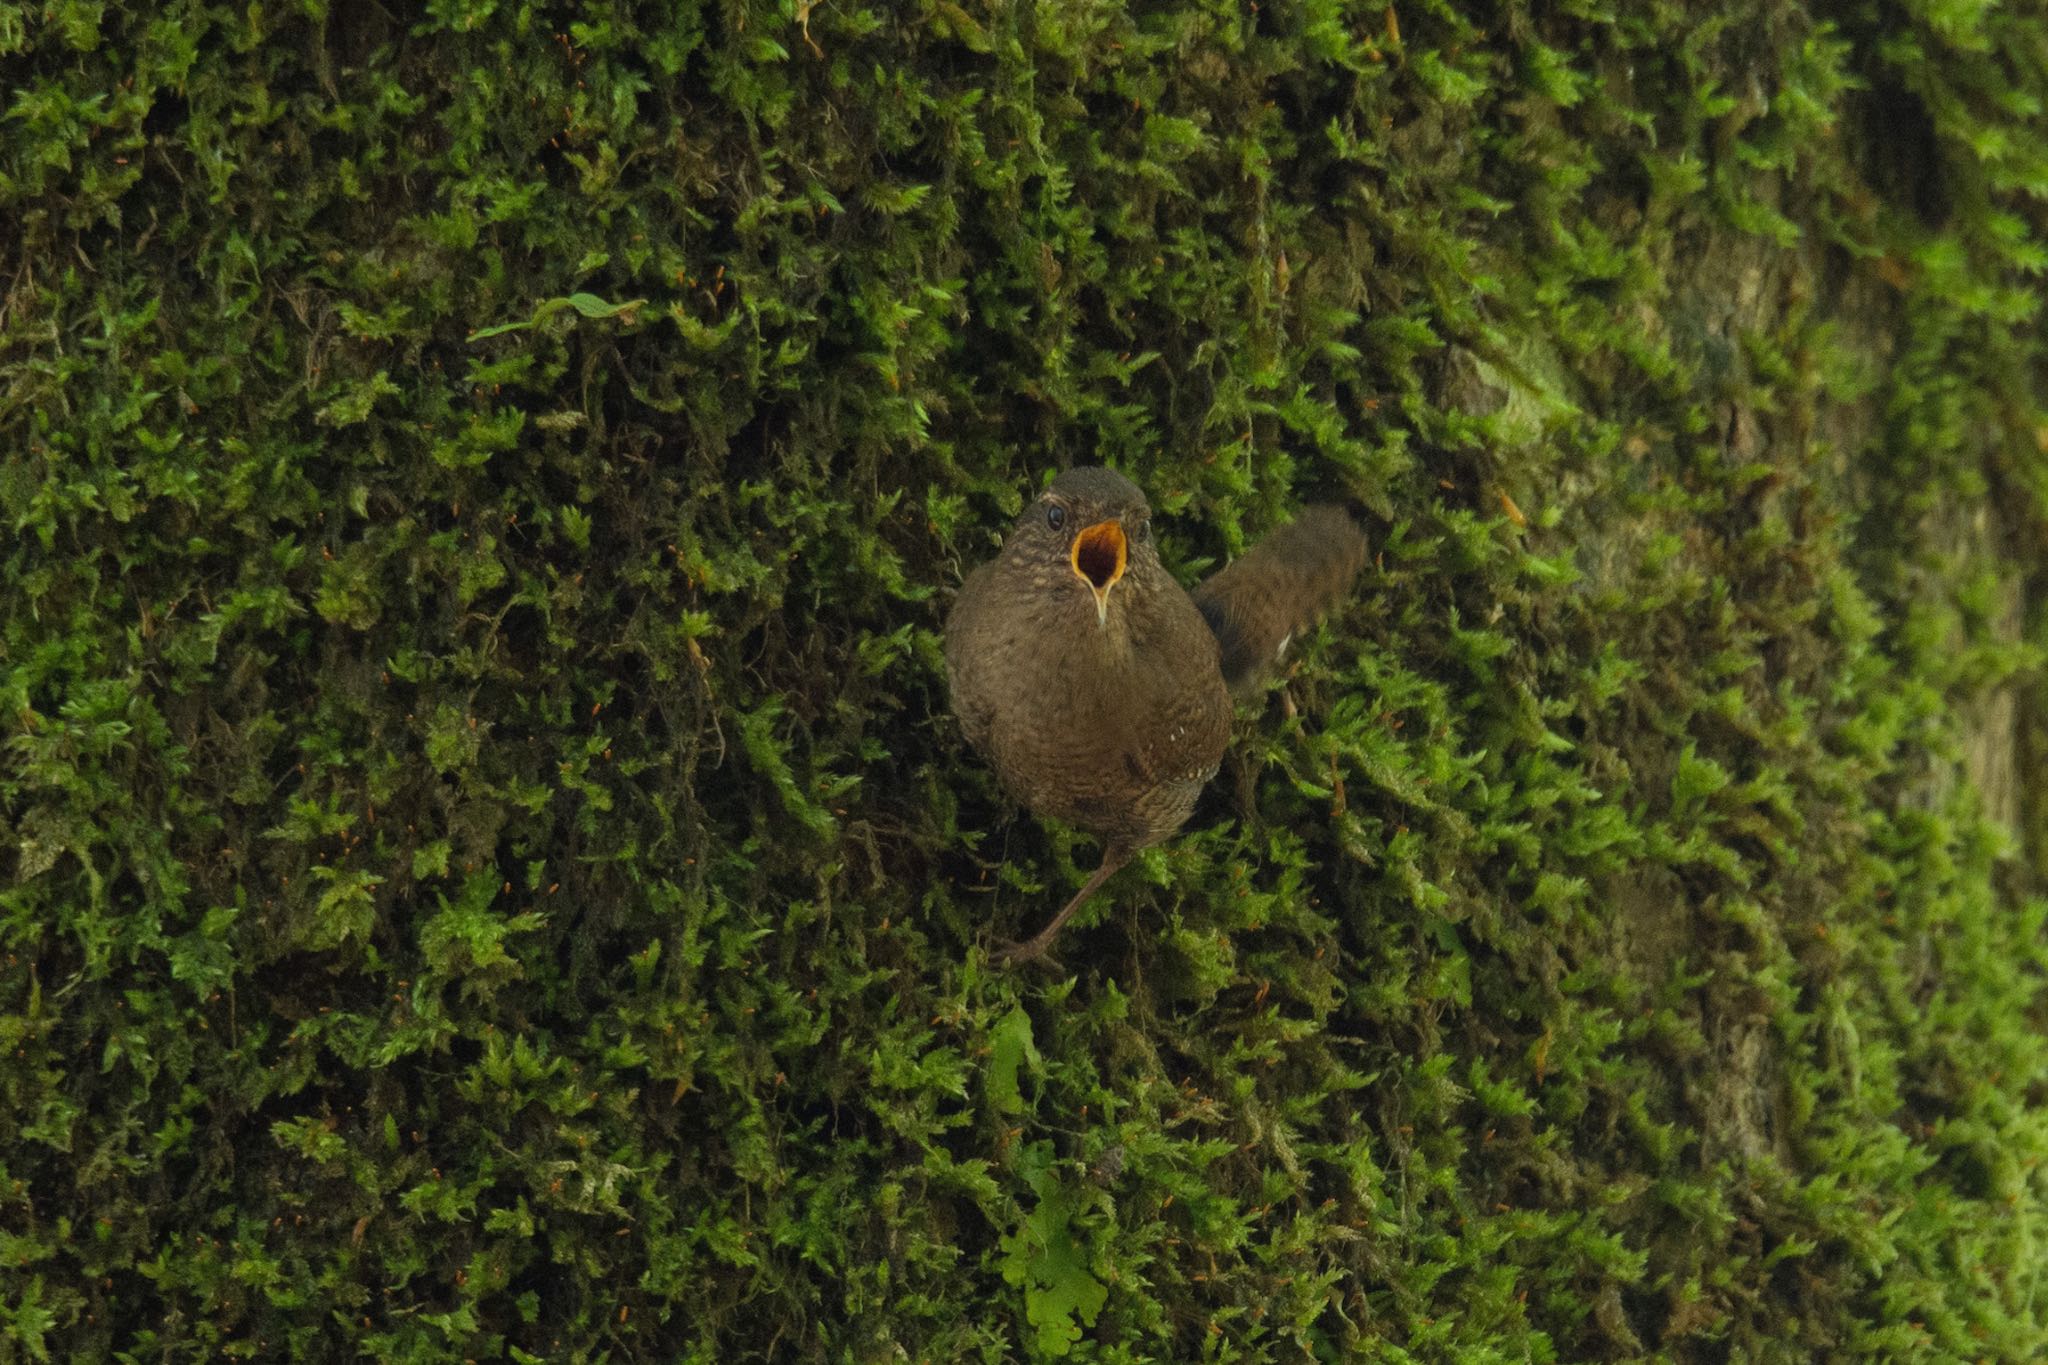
[2,0,2046,1359]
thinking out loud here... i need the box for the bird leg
[993,844,1133,966]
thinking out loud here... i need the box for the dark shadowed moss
[2,0,2045,1360]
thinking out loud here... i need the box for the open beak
[1070,520,1128,627]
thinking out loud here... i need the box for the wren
[945,467,1366,962]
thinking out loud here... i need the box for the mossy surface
[3,1,2046,1360]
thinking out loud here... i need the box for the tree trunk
[1,2,2043,1360]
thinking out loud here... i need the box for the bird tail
[1191,506,1367,695]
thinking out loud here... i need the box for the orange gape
[1070,520,1128,625]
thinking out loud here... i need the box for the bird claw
[989,935,1064,971]
[986,844,1131,970]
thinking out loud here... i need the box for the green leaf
[1000,1142,1108,1357]
[986,1004,1039,1115]
[468,293,647,340]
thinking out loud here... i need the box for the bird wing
[1113,591,1233,799]
[1127,672,1231,786]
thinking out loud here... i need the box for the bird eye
[1045,503,1066,532]
[1133,518,1151,543]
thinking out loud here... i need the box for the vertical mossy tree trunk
[2,1,2045,1361]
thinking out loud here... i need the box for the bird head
[1013,466,1155,629]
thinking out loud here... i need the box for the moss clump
[3,1,2045,1359]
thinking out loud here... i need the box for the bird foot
[986,845,1133,969]
[989,934,1065,971]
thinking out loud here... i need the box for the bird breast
[956,563,1230,841]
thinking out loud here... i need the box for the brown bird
[945,467,1367,963]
